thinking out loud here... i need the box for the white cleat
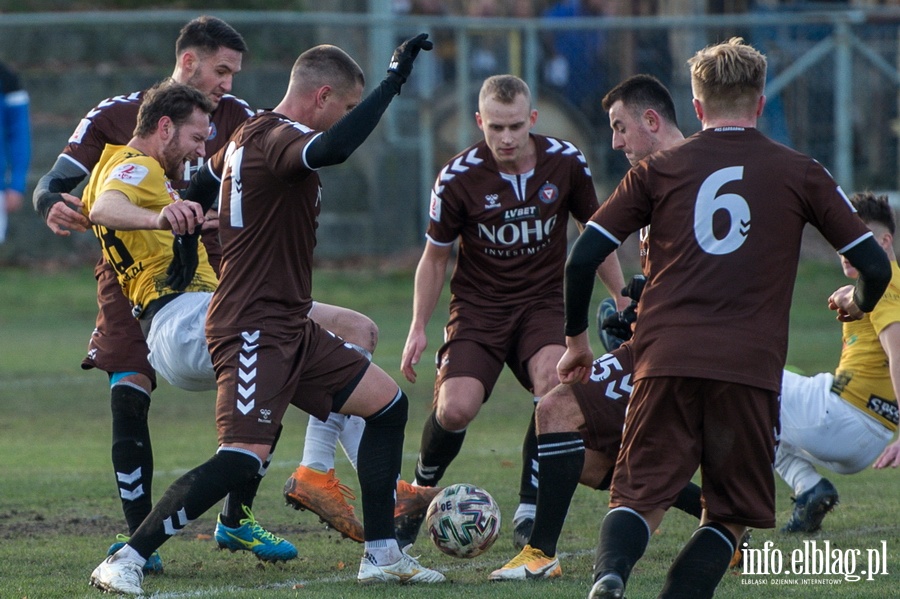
[90,553,144,595]
[357,551,446,584]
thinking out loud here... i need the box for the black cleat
[588,573,625,599]
[781,478,839,533]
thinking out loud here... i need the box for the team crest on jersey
[109,163,149,186]
[207,123,217,141]
[484,194,500,209]
[539,182,558,204]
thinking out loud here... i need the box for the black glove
[622,274,647,303]
[601,301,638,343]
[388,33,433,86]
[165,231,200,292]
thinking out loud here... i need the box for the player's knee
[435,402,476,432]
[342,312,379,354]
[110,383,151,421]
[534,387,579,434]
[213,448,264,485]
[365,389,408,429]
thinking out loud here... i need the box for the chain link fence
[2,7,900,264]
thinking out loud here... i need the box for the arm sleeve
[304,75,403,169]
[181,162,220,213]
[843,235,893,313]
[564,225,620,336]
[32,155,88,220]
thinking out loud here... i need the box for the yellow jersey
[82,144,217,313]
[831,261,900,431]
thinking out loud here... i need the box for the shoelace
[239,505,285,544]
[325,476,358,512]
[505,547,548,568]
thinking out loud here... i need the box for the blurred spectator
[464,0,506,79]
[541,0,613,125]
[0,61,31,244]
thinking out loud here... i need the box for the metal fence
[3,7,900,262]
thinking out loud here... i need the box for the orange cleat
[284,465,364,542]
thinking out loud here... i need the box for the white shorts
[146,292,215,391]
[778,370,894,474]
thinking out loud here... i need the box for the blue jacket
[0,61,31,194]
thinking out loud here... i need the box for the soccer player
[90,36,444,595]
[397,74,627,549]
[776,192,900,533]
[80,79,298,567]
[0,60,30,244]
[31,15,374,560]
[490,74,700,582]
[560,38,891,599]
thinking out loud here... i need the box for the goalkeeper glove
[387,33,433,88]
[165,231,200,292]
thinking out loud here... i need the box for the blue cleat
[108,533,164,574]
[214,505,298,562]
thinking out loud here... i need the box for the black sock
[658,523,736,599]
[221,425,282,527]
[594,507,651,585]
[518,408,539,506]
[414,410,465,487]
[110,383,153,535]
[672,481,703,520]
[128,449,261,560]
[358,390,407,541]
[528,432,584,556]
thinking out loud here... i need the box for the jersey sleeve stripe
[586,221,623,247]
[838,231,875,255]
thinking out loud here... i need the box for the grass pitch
[0,262,897,598]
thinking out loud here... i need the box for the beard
[161,136,188,181]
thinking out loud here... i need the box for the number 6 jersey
[588,127,873,392]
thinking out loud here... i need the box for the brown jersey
[63,90,254,186]
[427,133,599,307]
[590,127,872,392]
[206,111,320,334]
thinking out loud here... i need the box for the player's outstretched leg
[284,464,364,541]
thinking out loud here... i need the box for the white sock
[301,413,347,471]
[364,538,402,564]
[339,415,365,471]
[775,448,822,495]
[513,502,536,525]
[117,544,147,568]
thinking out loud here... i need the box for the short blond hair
[478,75,531,111]
[688,37,766,118]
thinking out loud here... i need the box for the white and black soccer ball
[425,483,501,558]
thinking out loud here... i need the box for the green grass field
[1,261,898,598]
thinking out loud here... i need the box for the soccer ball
[425,483,501,558]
